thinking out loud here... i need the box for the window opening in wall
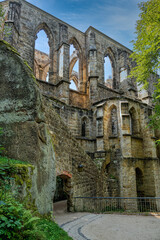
[121,102,129,114]
[70,79,77,91]
[104,56,113,89]
[34,30,50,82]
[81,120,86,137]
[130,112,134,135]
[97,118,103,136]
[69,44,79,90]
[120,67,127,82]
[111,108,118,136]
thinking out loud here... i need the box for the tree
[130,0,160,135]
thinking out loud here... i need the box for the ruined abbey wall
[1,0,160,212]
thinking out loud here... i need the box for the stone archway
[53,172,72,214]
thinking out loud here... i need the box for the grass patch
[34,219,73,240]
[0,156,30,166]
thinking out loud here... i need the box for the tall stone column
[58,24,70,81]
[88,31,98,104]
[57,24,70,104]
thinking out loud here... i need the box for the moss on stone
[0,40,39,87]
[0,155,36,209]
[13,162,37,210]
[0,40,20,56]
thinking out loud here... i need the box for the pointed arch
[35,22,54,43]
[104,47,116,89]
[69,37,82,55]
[69,37,83,90]
[69,51,79,76]
[34,22,54,82]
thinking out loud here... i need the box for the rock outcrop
[0,41,101,214]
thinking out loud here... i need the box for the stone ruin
[0,0,160,214]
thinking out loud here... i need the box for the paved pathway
[60,214,101,240]
[54,201,160,240]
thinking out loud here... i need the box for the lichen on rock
[0,41,56,215]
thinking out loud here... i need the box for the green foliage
[130,0,160,137]
[33,219,73,240]
[0,129,72,240]
[0,194,42,240]
[0,161,16,200]
[0,156,30,166]
[0,194,73,240]
[130,0,160,87]
[0,157,72,239]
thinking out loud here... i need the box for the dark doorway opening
[53,175,71,214]
[136,168,144,197]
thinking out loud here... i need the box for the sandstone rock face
[0,41,56,214]
[0,41,101,213]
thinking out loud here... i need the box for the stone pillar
[88,49,98,104]
[121,135,132,158]
[4,2,21,48]
[88,30,98,104]
[59,24,70,81]
[119,102,132,158]
[57,80,70,105]
[89,75,98,104]
[48,40,54,83]
[57,24,70,104]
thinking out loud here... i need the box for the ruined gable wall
[2,0,87,86]
[86,28,138,104]
[86,28,132,85]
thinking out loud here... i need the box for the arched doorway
[136,168,144,197]
[53,173,72,214]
